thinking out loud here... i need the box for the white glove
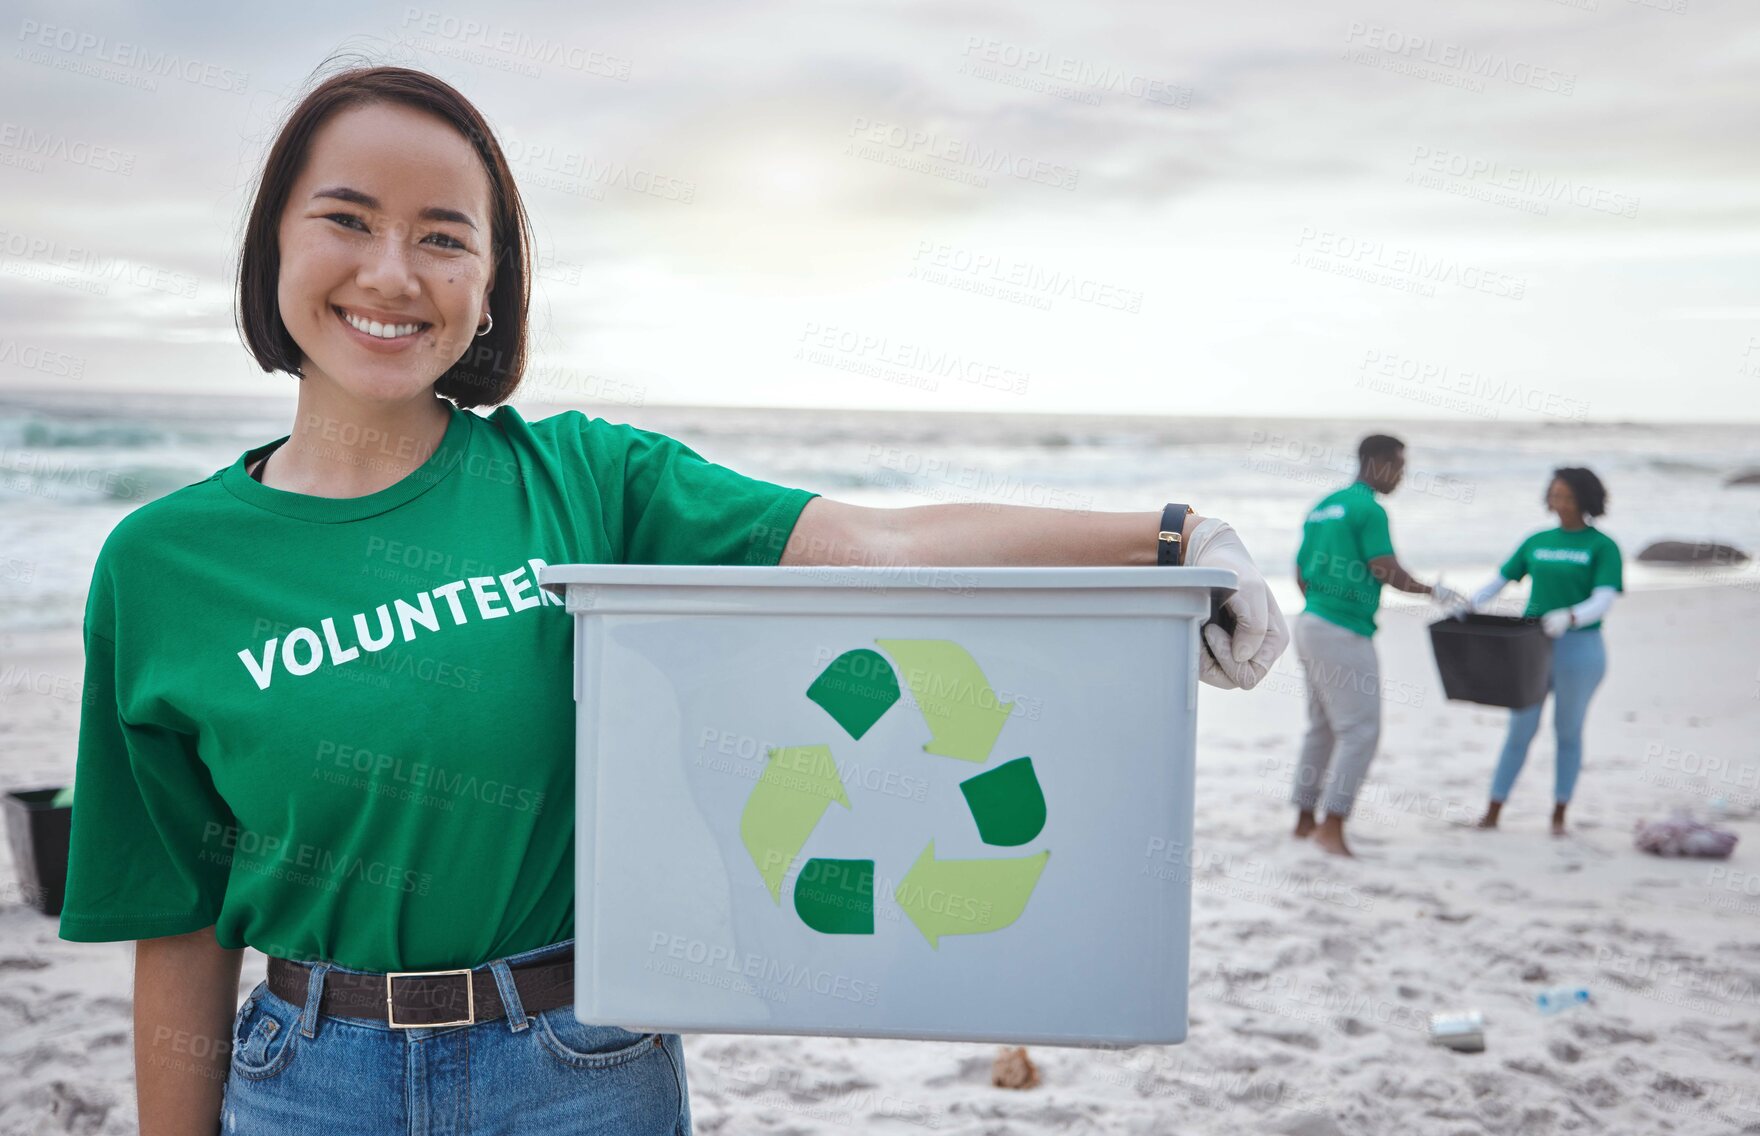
[1183,518,1289,690]
[1431,583,1470,619]
[1540,608,1572,638]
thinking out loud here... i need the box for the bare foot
[1476,801,1503,830]
[1313,817,1354,858]
[1293,810,1317,839]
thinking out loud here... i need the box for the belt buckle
[385,968,475,1029]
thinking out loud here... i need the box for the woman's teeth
[338,307,426,339]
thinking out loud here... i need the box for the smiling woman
[236,72,531,417]
[58,57,1283,1136]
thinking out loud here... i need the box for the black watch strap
[1158,503,1193,566]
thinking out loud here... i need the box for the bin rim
[538,563,1239,598]
[3,786,71,808]
[1427,612,1545,629]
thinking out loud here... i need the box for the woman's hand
[1541,608,1573,637]
[1183,518,1289,690]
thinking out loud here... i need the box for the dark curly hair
[1550,467,1607,519]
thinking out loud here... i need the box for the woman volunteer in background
[56,62,1286,1136]
[1468,468,1623,836]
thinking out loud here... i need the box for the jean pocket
[230,985,300,1081]
[532,1008,663,1069]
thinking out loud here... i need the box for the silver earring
[475,312,493,337]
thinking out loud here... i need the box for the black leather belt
[266,952,575,1029]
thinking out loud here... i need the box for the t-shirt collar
[220,399,473,523]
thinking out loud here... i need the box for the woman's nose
[355,223,420,295]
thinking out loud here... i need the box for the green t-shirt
[57,399,818,971]
[1499,526,1623,630]
[1296,481,1396,638]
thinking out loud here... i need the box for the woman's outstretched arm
[777,498,1285,688]
[775,498,1199,569]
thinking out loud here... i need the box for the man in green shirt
[1291,435,1460,856]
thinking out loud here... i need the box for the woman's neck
[258,380,453,498]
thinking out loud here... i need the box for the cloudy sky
[2,0,1757,420]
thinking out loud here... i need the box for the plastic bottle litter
[1535,986,1591,1015]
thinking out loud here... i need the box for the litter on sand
[1633,812,1739,858]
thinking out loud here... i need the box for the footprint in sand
[1548,1039,1584,1064]
[1415,852,1495,870]
[1228,1024,1321,1050]
[1571,1021,1657,1046]
[0,956,51,972]
[923,1054,997,1089]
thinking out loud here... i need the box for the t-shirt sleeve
[1358,500,1395,561]
[58,555,236,943]
[1499,536,1531,582]
[1592,534,1624,592]
[590,418,819,567]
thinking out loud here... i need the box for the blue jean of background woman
[1489,626,1607,804]
[221,938,690,1135]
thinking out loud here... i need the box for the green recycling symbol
[738,639,1050,949]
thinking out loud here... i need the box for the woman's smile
[331,303,433,353]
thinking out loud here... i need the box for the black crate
[3,787,72,917]
[1428,614,1554,709]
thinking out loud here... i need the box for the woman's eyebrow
[311,185,478,230]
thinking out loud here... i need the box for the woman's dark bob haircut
[235,63,531,408]
[1550,466,1608,519]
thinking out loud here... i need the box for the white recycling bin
[539,563,1236,1047]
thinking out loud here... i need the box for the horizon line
[0,384,1754,428]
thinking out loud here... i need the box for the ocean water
[2,389,1757,634]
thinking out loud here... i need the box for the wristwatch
[1157,503,1194,566]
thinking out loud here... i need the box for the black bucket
[3,787,72,916]
[1428,614,1554,709]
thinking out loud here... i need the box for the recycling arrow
[739,744,850,903]
[875,639,1013,762]
[893,841,1051,949]
[743,637,1051,948]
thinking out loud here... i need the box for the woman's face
[1547,477,1579,518]
[276,101,494,405]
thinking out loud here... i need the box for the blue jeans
[1489,627,1607,805]
[221,938,691,1135]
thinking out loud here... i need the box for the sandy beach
[3,581,1757,1135]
